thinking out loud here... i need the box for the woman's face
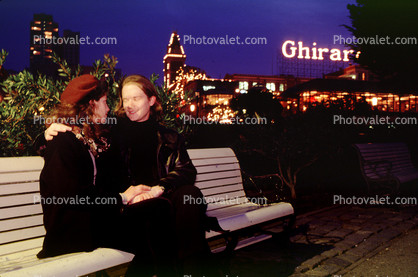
[121,83,156,122]
[91,95,110,124]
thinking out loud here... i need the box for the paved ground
[102,201,418,277]
[227,203,418,277]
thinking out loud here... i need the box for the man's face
[122,83,156,122]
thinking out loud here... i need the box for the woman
[38,74,175,277]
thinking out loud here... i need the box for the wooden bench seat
[353,142,418,193]
[0,148,294,276]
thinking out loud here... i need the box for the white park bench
[0,147,294,276]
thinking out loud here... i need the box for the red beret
[60,74,100,104]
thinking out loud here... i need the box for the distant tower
[163,31,186,88]
[30,13,59,76]
[62,29,80,66]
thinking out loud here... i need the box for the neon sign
[281,40,359,62]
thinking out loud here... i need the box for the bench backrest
[0,156,45,258]
[354,142,415,179]
[0,148,246,257]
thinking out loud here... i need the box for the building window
[279,84,284,92]
[266,83,276,91]
[239,81,248,90]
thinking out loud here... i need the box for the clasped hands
[123,185,164,205]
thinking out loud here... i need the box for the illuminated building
[163,31,186,88]
[184,79,239,118]
[30,13,59,77]
[281,77,418,113]
[223,74,312,96]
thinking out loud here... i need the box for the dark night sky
[1,0,356,83]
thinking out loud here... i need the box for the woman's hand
[45,123,72,140]
[123,185,151,204]
[130,186,164,204]
[131,192,154,204]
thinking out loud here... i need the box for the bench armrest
[241,171,283,204]
[363,160,393,179]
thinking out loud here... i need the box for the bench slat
[0,157,44,174]
[206,202,294,238]
[192,157,239,166]
[202,184,244,196]
[195,163,240,174]
[196,170,241,182]
[0,204,43,220]
[0,248,41,270]
[204,190,247,203]
[0,215,43,232]
[207,196,249,211]
[0,237,44,257]
[0,172,41,185]
[0,193,40,208]
[187,148,236,159]
[0,226,46,245]
[195,176,242,190]
[0,182,40,196]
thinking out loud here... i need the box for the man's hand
[130,186,164,204]
[45,123,72,140]
[131,192,155,204]
[123,185,151,204]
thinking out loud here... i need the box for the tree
[230,85,283,123]
[343,0,418,91]
[153,73,195,136]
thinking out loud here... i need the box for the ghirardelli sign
[281,40,360,62]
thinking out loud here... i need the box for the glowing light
[206,106,235,124]
[372,97,378,106]
[190,104,195,112]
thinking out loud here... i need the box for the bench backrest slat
[0,204,43,221]
[0,148,249,254]
[0,182,40,195]
[0,193,41,208]
[0,237,44,257]
[0,226,45,245]
[0,214,43,232]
